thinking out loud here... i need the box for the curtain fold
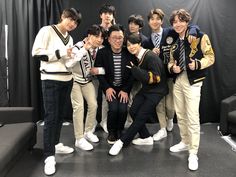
[0,0,235,123]
[0,0,64,121]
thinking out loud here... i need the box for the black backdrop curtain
[0,0,65,121]
[0,0,236,123]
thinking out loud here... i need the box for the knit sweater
[32,25,73,81]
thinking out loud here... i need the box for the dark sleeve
[94,49,110,92]
[122,74,134,93]
[142,38,153,50]
[188,24,200,37]
[131,56,161,85]
[121,53,135,93]
[33,55,49,61]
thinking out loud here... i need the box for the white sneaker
[75,138,93,151]
[166,119,174,131]
[55,143,74,154]
[153,128,167,141]
[44,156,56,175]
[100,122,108,133]
[109,140,123,156]
[169,141,189,152]
[132,136,154,145]
[188,154,198,171]
[85,132,99,143]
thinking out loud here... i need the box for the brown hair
[169,9,191,26]
[147,9,165,21]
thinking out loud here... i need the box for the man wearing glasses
[94,24,135,144]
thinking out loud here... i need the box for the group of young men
[32,4,215,176]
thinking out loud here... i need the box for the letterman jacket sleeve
[195,34,215,70]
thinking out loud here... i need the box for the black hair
[127,33,142,44]
[61,8,82,25]
[108,24,125,37]
[99,4,116,17]
[87,24,105,38]
[128,14,144,28]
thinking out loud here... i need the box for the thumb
[174,60,177,66]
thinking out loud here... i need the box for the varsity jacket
[32,25,73,81]
[143,25,200,78]
[131,50,168,96]
[168,31,215,85]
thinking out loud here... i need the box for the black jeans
[42,79,73,158]
[121,92,163,145]
[107,92,128,135]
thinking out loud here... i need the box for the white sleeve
[72,46,87,61]
[97,67,105,75]
[32,26,68,62]
[65,46,88,68]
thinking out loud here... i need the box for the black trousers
[42,79,73,158]
[107,92,128,134]
[121,92,163,145]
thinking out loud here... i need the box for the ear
[61,14,65,21]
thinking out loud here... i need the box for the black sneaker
[107,133,117,145]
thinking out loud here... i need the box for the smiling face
[172,15,188,38]
[60,17,78,32]
[127,41,141,56]
[148,14,163,32]
[108,30,124,53]
[88,33,104,49]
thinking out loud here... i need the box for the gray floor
[6,123,236,177]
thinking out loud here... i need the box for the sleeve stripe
[148,72,161,84]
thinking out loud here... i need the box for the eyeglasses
[110,36,124,41]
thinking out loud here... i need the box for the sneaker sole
[169,147,188,153]
[55,150,74,154]
[153,135,167,141]
[107,140,116,145]
[132,142,154,145]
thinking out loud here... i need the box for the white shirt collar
[151,27,163,37]
[137,48,147,61]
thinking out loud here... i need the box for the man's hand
[126,61,134,69]
[172,60,182,73]
[118,90,128,103]
[90,67,99,75]
[152,47,160,55]
[83,37,93,50]
[106,88,116,102]
[67,46,73,58]
[188,58,195,70]
[188,35,197,44]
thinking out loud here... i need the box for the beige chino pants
[173,71,202,155]
[156,79,175,129]
[71,81,98,139]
